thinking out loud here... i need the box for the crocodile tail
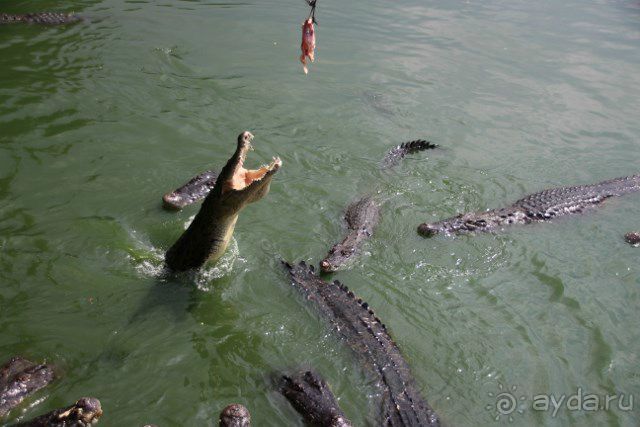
[381,139,437,169]
[397,139,438,153]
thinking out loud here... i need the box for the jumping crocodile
[0,357,55,417]
[279,370,352,427]
[283,261,440,426]
[418,173,640,236]
[219,404,251,427]
[165,131,281,271]
[0,13,81,25]
[13,397,102,427]
[320,140,437,273]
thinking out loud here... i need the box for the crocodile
[165,131,281,271]
[320,196,380,273]
[163,170,219,210]
[625,231,640,246]
[0,13,81,25]
[380,140,438,169]
[418,173,640,236]
[219,404,250,427]
[283,261,440,426]
[279,369,352,427]
[13,397,102,427]
[320,140,436,273]
[0,357,55,417]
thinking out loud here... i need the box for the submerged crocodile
[320,196,379,273]
[0,13,81,25]
[625,232,640,246]
[380,140,438,170]
[418,173,640,236]
[0,357,55,417]
[13,397,102,427]
[279,370,352,427]
[165,131,281,271]
[283,261,440,426]
[219,404,251,427]
[320,140,437,272]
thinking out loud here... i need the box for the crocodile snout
[417,223,439,237]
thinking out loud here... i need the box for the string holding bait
[304,0,317,24]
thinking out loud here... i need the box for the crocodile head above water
[219,403,251,427]
[0,356,55,417]
[320,196,379,273]
[165,131,281,271]
[16,397,103,427]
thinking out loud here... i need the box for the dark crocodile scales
[0,357,54,417]
[419,173,640,236]
[162,170,218,210]
[283,261,440,426]
[381,140,437,169]
[280,370,352,427]
[0,13,80,25]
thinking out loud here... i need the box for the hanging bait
[300,18,316,74]
[299,0,317,74]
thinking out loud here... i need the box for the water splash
[184,215,195,230]
[194,238,239,291]
[126,234,165,278]
[126,231,239,287]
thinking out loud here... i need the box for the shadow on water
[91,268,246,370]
[0,153,21,201]
[127,273,196,324]
[530,255,613,382]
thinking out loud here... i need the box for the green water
[1,0,640,425]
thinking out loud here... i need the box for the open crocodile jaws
[418,173,640,236]
[283,261,440,426]
[165,131,281,271]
